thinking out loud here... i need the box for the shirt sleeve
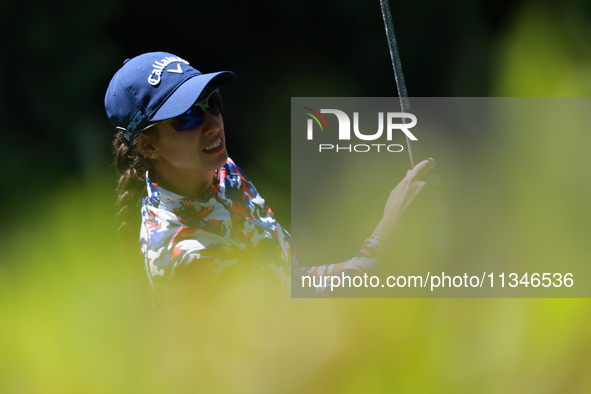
[292,236,389,295]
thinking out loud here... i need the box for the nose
[201,110,221,135]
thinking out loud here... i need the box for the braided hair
[113,132,153,241]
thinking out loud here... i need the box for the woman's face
[151,91,228,175]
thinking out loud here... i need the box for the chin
[216,150,229,168]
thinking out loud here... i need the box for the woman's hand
[372,158,449,246]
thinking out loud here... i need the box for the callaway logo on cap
[104,51,235,143]
[147,55,190,86]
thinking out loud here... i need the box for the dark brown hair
[113,132,153,241]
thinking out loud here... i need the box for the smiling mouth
[203,137,223,153]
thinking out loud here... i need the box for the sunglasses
[169,88,223,132]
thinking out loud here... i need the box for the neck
[152,164,215,200]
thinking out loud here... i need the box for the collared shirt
[140,158,387,305]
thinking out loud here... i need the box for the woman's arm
[295,159,449,294]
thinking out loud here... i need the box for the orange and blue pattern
[140,158,388,304]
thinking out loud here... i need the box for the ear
[136,133,159,159]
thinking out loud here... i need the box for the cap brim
[150,71,235,121]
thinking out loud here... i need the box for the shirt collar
[145,169,222,212]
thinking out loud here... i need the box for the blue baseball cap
[104,51,235,144]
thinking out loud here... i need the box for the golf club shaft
[379,0,423,168]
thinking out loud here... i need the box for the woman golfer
[105,52,447,306]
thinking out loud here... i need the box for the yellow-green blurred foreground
[0,173,590,393]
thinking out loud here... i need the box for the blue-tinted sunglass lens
[170,107,204,131]
[169,90,223,132]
